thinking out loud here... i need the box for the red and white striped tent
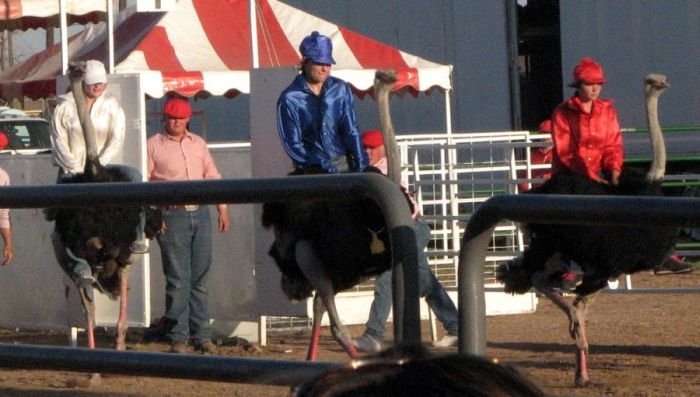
[0,0,452,101]
[0,0,107,31]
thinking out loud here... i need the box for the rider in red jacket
[551,57,623,185]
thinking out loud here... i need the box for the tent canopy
[0,0,452,101]
[0,0,106,31]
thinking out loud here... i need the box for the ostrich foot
[336,335,359,359]
[575,349,590,387]
[113,338,126,351]
[113,307,128,350]
[331,325,359,359]
[66,373,102,388]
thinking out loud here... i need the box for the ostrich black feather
[262,166,411,301]
[498,169,677,296]
[45,163,161,298]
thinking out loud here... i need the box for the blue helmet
[299,31,335,65]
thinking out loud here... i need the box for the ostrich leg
[570,292,598,387]
[76,283,102,386]
[296,240,359,360]
[541,289,598,387]
[114,265,131,350]
[306,294,325,361]
[78,286,97,349]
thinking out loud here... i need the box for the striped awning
[0,0,452,100]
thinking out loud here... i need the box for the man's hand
[610,170,621,186]
[1,246,13,266]
[217,205,230,232]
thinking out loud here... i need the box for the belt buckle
[185,205,199,212]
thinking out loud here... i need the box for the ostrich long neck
[69,71,100,176]
[375,71,401,185]
[645,85,666,182]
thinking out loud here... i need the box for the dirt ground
[0,269,697,397]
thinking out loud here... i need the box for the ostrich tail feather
[496,260,533,294]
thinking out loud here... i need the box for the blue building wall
[284,0,514,134]
[561,0,700,129]
[150,1,700,142]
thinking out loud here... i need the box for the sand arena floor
[0,269,697,397]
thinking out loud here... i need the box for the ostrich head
[645,73,669,97]
[644,73,669,182]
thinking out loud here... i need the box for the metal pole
[505,0,522,130]
[457,225,492,355]
[250,0,259,69]
[106,0,115,73]
[0,343,341,386]
[59,0,68,74]
[444,88,453,138]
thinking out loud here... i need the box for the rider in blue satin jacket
[277,31,368,173]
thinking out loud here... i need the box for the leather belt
[166,205,200,211]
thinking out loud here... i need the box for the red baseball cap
[361,129,384,148]
[570,57,607,86]
[163,98,192,119]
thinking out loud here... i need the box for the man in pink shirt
[352,130,458,353]
[147,97,229,355]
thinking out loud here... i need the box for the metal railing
[0,343,341,386]
[457,194,700,355]
[0,174,419,385]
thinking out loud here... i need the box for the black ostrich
[496,74,674,386]
[262,70,406,360]
[45,62,161,356]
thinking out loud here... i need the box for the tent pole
[107,0,115,73]
[59,0,68,74]
[250,0,259,69]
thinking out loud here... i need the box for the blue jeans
[51,231,91,281]
[54,164,145,280]
[156,206,213,344]
[364,218,458,340]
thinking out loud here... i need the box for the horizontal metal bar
[622,125,700,133]
[0,343,341,386]
[483,287,700,294]
[466,195,700,236]
[0,174,405,209]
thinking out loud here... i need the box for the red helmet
[570,57,606,86]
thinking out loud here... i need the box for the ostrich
[262,70,406,360]
[496,74,674,386]
[45,62,160,358]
